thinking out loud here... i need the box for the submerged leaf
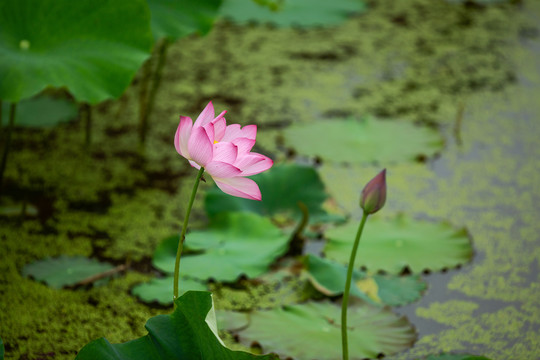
[0,0,152,103]
[75,291,278,360]
[305,254,427,306]
[227,301,416,360]
[131,277,207,305]
[220,0,367,28]
[205,164,333,223]
[283,118,444,164]
[153,213,289,282]
[1,96,77,128]
[324,214,472,274]
[22,256,115,289]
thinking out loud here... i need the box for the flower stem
[80,103,92,147]
[341,212,369,360]
[138,38,170,153]
[0,102,17,198]
[173,166,205,301]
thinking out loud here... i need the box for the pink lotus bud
[360,169,387,215]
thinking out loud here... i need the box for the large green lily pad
[148,0,223,41]
[305,254,427,306]
[229,301,416,359]
[283,118,444,164]
[0,0,152,103]
[132,276,207,305]
[153,212,289,282]
[22,256,115,289]
[205,164,331,222]
[1,96,77,128]
[76,291,278,360]
[220,0,367,28]
[324,214,472,274]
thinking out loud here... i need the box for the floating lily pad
[283,118,444,164]
[217,310,251,332]
[422,354,492,360]
[205,164,331,222]
[324,214,472,274]
[444,0,507,4]
[220,0,367,28]
[1,96,77,128]
[305,254,427,306]
[148,0,223,41]
[132,276,207,305]
[22,256,115,289]
[153,213,289,282]
[76,291,278,360]
[228,301,415,360]
[0,0,152,103]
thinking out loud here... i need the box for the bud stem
[341,212,369,360]
[173,166,205,302]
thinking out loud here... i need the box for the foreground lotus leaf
[226,301,416,360]
[305,254,427,306]
[131,276,207,305]
[283,118,444,164]
[75,291,278,359]
[153,212,289,282]
[22,256,115,289]
[0,0,152,103]
[324,214,472,274]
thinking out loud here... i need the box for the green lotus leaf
[132,276,207,305]
[153,212,289,282]
[305,254,427,306]
[324,214,472,274]
[148,0,223,41]
[228,301,416,360]
[445,0,506,3]
[283,118,444,164]
[217,311,251,332]
[372,273,427,307]
[75,291,278,360]
[205,164,331,222]
[22,256,115,289]
[0,0,152,104]
[422,354,492,360]
[220,0,367,28]
[1,96,77,128]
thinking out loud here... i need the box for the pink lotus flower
[174,102,273,200]
[360,169,387,215]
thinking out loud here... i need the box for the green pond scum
[1,0,539,359]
